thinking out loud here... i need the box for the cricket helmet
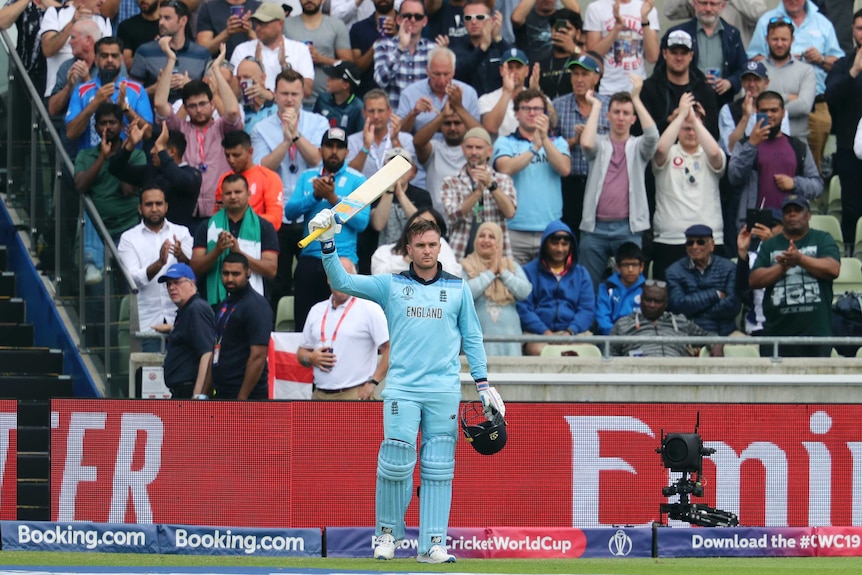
[460,401,507,455]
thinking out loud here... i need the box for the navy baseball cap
[158,263,196,283]
[782,195,810,210]
[503,48,529,66]
[324,60,361,87]
[684,224,713,237]
[741,60,768,79]
[566,54,601,73]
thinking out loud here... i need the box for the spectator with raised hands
[196,0,260,60]
[449,3,511,96]
[47,18,101,117]
[373,0,435,109]
[578,73,658,288]
[512,0,580,65]
[651,92,726,280]
[479,48,532,137]
[349,0,398,97]
[155,40,243,234]
[536,9,584,100]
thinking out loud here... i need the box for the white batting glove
[476,382,505,420]
[308,208,342,242]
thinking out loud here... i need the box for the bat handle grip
[297,226,326,249]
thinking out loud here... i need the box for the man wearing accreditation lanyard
[307,210,506,564]
[297,257,390,400]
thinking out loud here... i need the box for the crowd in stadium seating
[3,0,861,363]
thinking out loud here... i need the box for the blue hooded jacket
[517,221,595,334]
[595,271,645,335]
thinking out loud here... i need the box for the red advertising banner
[51,401,862,529]
[0,400,16,520]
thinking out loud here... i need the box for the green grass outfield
[1,554,862,574]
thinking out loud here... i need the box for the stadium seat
[827,177,842,218]
[540,343,603,358]
[853,217,862,259]
[834,258,862,300]
[810,214,844,253]
[275,296,295,332]
[723,344,760,358]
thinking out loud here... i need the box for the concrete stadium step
[0,298,25,323]
[0,272,14,297]
[0,348,63,376]
[0,323,34,347]
[0,375,72,399]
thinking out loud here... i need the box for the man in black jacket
[640,30,720,139]
[825,8,862,244]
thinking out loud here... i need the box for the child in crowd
[595,242,645,335]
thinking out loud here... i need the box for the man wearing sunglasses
[610,280,723,357]
[664,224,739,336]
[748,1,845,174]
[449,2,511,96]
[373,0,435,110]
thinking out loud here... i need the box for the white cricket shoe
[84,263,102,286]
[373,533,397,560]
[417,544,456,564]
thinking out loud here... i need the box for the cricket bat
[297,155,412,248]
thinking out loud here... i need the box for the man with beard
[201,252,274,400]
[640,30,719,138]
[414,94,479,216]
[216,130,283,232]
[441,127,517,260]
[728,91,823,233]
[155,40,243,234]
[350,0,398,97]
[229,4,314,98]
[610,281,723,357]
[191,173,279,305]
[750,195,840,357]
[758,18,816,141]
[552,52,608,231]
[659,0,747,108]
[283,0,353,109]
[719,61,790,154]
[536,9,583,100]
[131,0,211,101]
[285,127,369,330]
[117,0,161,70]
[118,187,194,351]
[66,36,154,151]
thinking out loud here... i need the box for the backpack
[832,292,862,357]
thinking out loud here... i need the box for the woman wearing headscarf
[462,221,532,356]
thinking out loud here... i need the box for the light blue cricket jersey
[322,250,488,393]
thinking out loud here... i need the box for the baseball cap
[462,127,492,146]
[782,195,810,210]
[251,3,285,22]
[324,60,361,87]
[684,224,713,238]
[158,263,196,283]
[321,127,347,147]
[667,30,693,51]
[566,53,601,73]
[503,48,529,66]
[384,147,414,165]
[741,60,768,79]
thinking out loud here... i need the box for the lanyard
[215,301,238,342]
[195,125,209,170]
[320,297,356,345]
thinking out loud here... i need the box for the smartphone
[755,112,769,127]
[746,209,774,230]
[554,20,568,31]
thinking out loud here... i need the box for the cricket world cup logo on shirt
[401,286,414,300]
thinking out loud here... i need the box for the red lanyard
[195,126,209,163]
[320,297,356,345]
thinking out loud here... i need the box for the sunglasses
[685,238,709,247]
[464,14,489,21]
[767,16,794,29]
[399,12,425,20]
[644,280,667,288]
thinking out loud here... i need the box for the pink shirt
[596,138,630,220]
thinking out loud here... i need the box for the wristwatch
[367,378,380,386]
[488,181,498,192]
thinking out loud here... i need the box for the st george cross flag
[267,333,313,399]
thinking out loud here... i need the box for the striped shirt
[609,311,712,357]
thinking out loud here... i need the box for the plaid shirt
[117,0,140,24]
[441,166,517,260]
[373,37,435,109]
[552,93,610,177]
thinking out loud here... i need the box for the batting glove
[308,209,342,242]
[476,382,505,420]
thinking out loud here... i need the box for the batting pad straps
[378,438,416,481]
